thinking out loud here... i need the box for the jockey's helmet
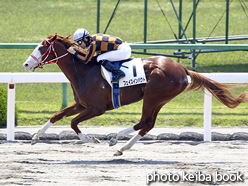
[73,28,90,44]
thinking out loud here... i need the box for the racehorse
[23,34,248,156]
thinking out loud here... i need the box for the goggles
[75,37,89,47]
[76,40,83,46]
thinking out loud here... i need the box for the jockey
[67,28,132,83]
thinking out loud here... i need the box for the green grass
[0,0,248,127]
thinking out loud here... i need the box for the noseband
[31,38,69,69]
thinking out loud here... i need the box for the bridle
[31,38,69,69]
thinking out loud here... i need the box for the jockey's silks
[75,34,125,64]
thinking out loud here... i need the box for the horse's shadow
[37,159,181,165]
[21,158,243,166]
[63,159,181,165]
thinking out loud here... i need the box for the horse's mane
[46,34,98,65]
[47,34,77,48]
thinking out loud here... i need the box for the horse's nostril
[24,63,29,67]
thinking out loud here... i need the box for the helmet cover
[73,28,90,42]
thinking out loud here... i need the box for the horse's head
[23,34,73,72]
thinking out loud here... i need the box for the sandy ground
[0,138,248,186]
[2,126,248,136]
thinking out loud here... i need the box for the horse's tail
[184,68,248,108]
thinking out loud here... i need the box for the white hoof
[83,135,101,143]
[31,134,39,145]
[113,150,123,156]
[109,137,118,147]
[92,137,101,144]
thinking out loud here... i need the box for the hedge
[0,84,18,127]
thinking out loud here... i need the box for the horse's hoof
[31,134,39,145]
[109,137,118,147]
[93,137,101,144]
[113,150,123,156]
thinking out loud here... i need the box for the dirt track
[0,139,248,186]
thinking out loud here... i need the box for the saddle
[101,58,147,109]
[115,57,134,67]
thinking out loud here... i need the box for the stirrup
[111,71,125,83]
[100,59,125,82]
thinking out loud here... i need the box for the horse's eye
[38,46,43,51]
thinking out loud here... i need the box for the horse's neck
[57,56,94,86]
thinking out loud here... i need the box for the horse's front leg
[31,102,85,145]
[31,120,53,145]
[70,105,105,144]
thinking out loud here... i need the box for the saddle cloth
[101,58,147,88]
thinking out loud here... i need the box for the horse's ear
[50,34,57,42]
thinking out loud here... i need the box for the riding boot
[99,60,125,82]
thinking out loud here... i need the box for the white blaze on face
[23,42,43,72]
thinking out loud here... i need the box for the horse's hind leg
[108,99,162,147]
[109,126,136,146]
[113,103,163,156]
[113,68,188,155]
[31,102,85,145]
[114,89,186,155]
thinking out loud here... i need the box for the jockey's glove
[67,46,76,55]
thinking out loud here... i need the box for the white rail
[1,72,248,141]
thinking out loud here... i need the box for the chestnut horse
[23,34,247,156]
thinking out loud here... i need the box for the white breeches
[97,42,131,62]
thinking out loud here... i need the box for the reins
[31,38,69,69]
[31,37,83,85]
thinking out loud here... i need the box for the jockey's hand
[67,46,76,55]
